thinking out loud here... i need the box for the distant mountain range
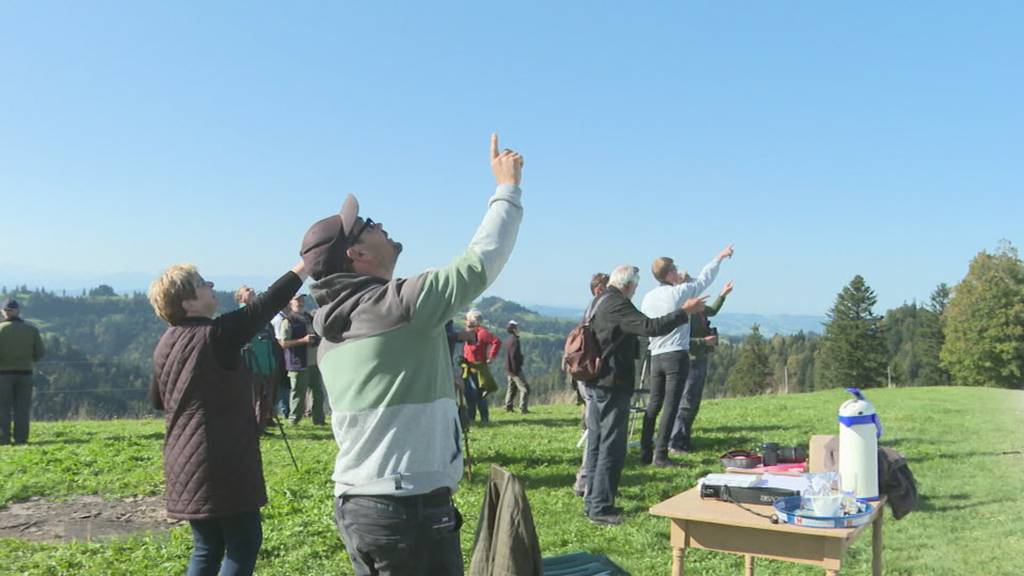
[526,304,824,336]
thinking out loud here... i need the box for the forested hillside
[4,242,1021,419]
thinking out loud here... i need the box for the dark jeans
[187,510,262,576]
[464,373,490,423]
[0,373,33,445]
[583,386,631,518]
[275,377,291,419]
[640,351,689,460]
[671,354,707,451]
[334,490,464,576]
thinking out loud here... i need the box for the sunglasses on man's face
[348,218,375,244]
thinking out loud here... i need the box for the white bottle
[837,388,881,501]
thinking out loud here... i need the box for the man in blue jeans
[583,265,702,526]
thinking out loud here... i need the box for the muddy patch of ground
[0,495,183,543]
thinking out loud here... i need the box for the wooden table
[649,487,885,575]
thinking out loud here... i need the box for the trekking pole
[459,389,473,481]
[273,416,300,472]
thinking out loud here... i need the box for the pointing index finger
[490,133,499,160]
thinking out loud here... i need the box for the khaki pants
[288,368,325,425]
[504,374,530,412]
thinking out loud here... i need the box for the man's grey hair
[608,265,640,290]
[466,308,483,325]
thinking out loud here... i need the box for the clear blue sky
[2,1,1021,315]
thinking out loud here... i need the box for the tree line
[4,242,1021,418]
[712,241,1023,396]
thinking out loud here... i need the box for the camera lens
[762,442,779,466]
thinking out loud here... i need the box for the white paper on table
[756,473,810,492]
[699,473,760,488]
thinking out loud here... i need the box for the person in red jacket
[463,309,500,423]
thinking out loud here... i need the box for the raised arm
[216,262,308,352]
[412,134,525,327]
[684,244,734,297]
[468,133,525,287]
[705,281,733,317]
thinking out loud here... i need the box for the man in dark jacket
[0,298,45,445]
[503,320,530,414]
[148,261,307,576]
[583,265,705,525]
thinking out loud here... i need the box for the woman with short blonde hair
[148,259,308,576]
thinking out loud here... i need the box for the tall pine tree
[817,275,887,389]
[940,242,1024,388]
[726,325,773,396]
[918,283,951,386]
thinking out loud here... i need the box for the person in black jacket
[582,265,706,526]
[503,320,530,414]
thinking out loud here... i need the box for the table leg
[745,554,754,576]
[826,571,839,576]
[872,509,883,576]
[672,546,685,576]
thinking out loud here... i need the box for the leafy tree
[941,242,1024,388]
[89,285,117,298]
[817,275,887,389]
[725,325,773,396]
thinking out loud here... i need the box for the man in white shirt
[638,244,734,465]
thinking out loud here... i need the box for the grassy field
[1,386,1021,575]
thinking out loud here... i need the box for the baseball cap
[301,194,360,281]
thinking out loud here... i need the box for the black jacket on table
[587,286,688,392]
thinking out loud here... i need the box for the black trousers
[0,374,32,445]
[640,350,689,460]
[671,354,708,450]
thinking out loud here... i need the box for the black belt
[342,487,451,507]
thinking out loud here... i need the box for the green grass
[1,387,1022,575]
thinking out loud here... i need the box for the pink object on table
[760,462,806,473]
